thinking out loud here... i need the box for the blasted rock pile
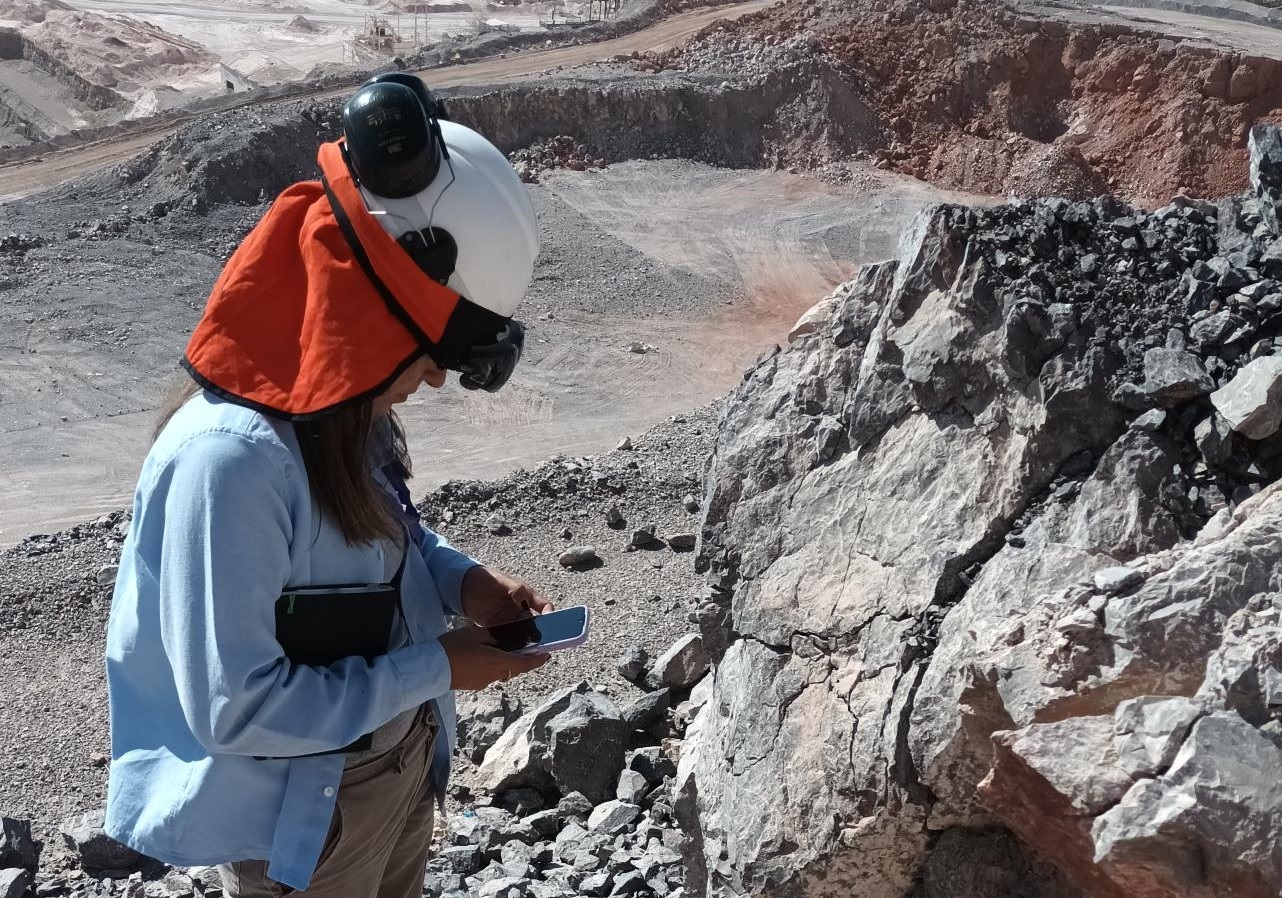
[508,137,607,184]
[959,124,1282,519]
[675,123,1282,898]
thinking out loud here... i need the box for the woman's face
[373,355,447,416]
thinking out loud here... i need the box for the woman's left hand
[460,566,555,626]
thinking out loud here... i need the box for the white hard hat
[358,120,539,319]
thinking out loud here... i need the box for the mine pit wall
[0,27,124,143]
[449,71,881,169]
[0,28,42,142]
[870,16,1282,206]
[1071,0,1282,27]
[146,70,877,212]
[19,38,124,113]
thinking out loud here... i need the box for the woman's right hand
[438,623,549,690]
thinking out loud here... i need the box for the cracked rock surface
[674,125,1282,898]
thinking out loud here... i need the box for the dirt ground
[0,159,972,545]
[1094,5,1282,57]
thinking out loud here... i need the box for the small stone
[478,876,531,898]
[605,505,624,527]
[559,546,600,568]
[580,871,615,897]
[95,565,119,586]
[1190,310,1242,347]
[1093,567,1144,594]
[523,809,561,839]
[617,769,649,803]
[646,634,710,691]
[486,514,510,535]
[626,526,658,551]
[616,436,633,451]
[88,752,108,768]
[443,844,484,875]
[664,533,697,551]
[610,870,649,895]
[616,646,649,684]
[60,809,143,871]
[587,801,641,834]
[1196,414,1234,465]
[682,494,699,513]
[558,792,594,821]
[621,688,670,731]
[1140,348,1215,406]
[627,747,677,785]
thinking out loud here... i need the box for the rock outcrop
[675,125,1282,897]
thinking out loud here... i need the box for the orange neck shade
[183,140,462,420]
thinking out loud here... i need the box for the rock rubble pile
[424,637,711,898]
[509,137,607,184]
[676,123,1282,897]
[0,633,713,898]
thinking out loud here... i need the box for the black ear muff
[362,72,449,162]
[342,82,440,198]
[398,226,457,285]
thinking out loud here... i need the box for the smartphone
[487,606,590,655]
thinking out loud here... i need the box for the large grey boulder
[675,196,1282,898]
[478,683,626,804]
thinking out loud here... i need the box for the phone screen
[488,607,587,653]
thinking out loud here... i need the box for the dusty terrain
[2,0,1282,896]
[0,158,966,545]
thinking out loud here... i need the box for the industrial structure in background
[347,7,430,62]
[540,0,624,28]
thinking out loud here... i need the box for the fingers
[509,650,549,672]
[511,582,555,615]
[475,643,547,671]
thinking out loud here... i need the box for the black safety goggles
[456,320,524,392]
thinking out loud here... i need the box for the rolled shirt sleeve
[417,525,479,616]
[156,430,453,758]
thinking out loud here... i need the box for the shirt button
[323,786,335,797]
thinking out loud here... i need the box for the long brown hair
[154,376,407,545]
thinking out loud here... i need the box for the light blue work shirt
[104,391,476,890]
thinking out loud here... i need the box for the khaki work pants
[219,710,439,898]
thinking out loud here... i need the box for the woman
[104,76,546,897]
